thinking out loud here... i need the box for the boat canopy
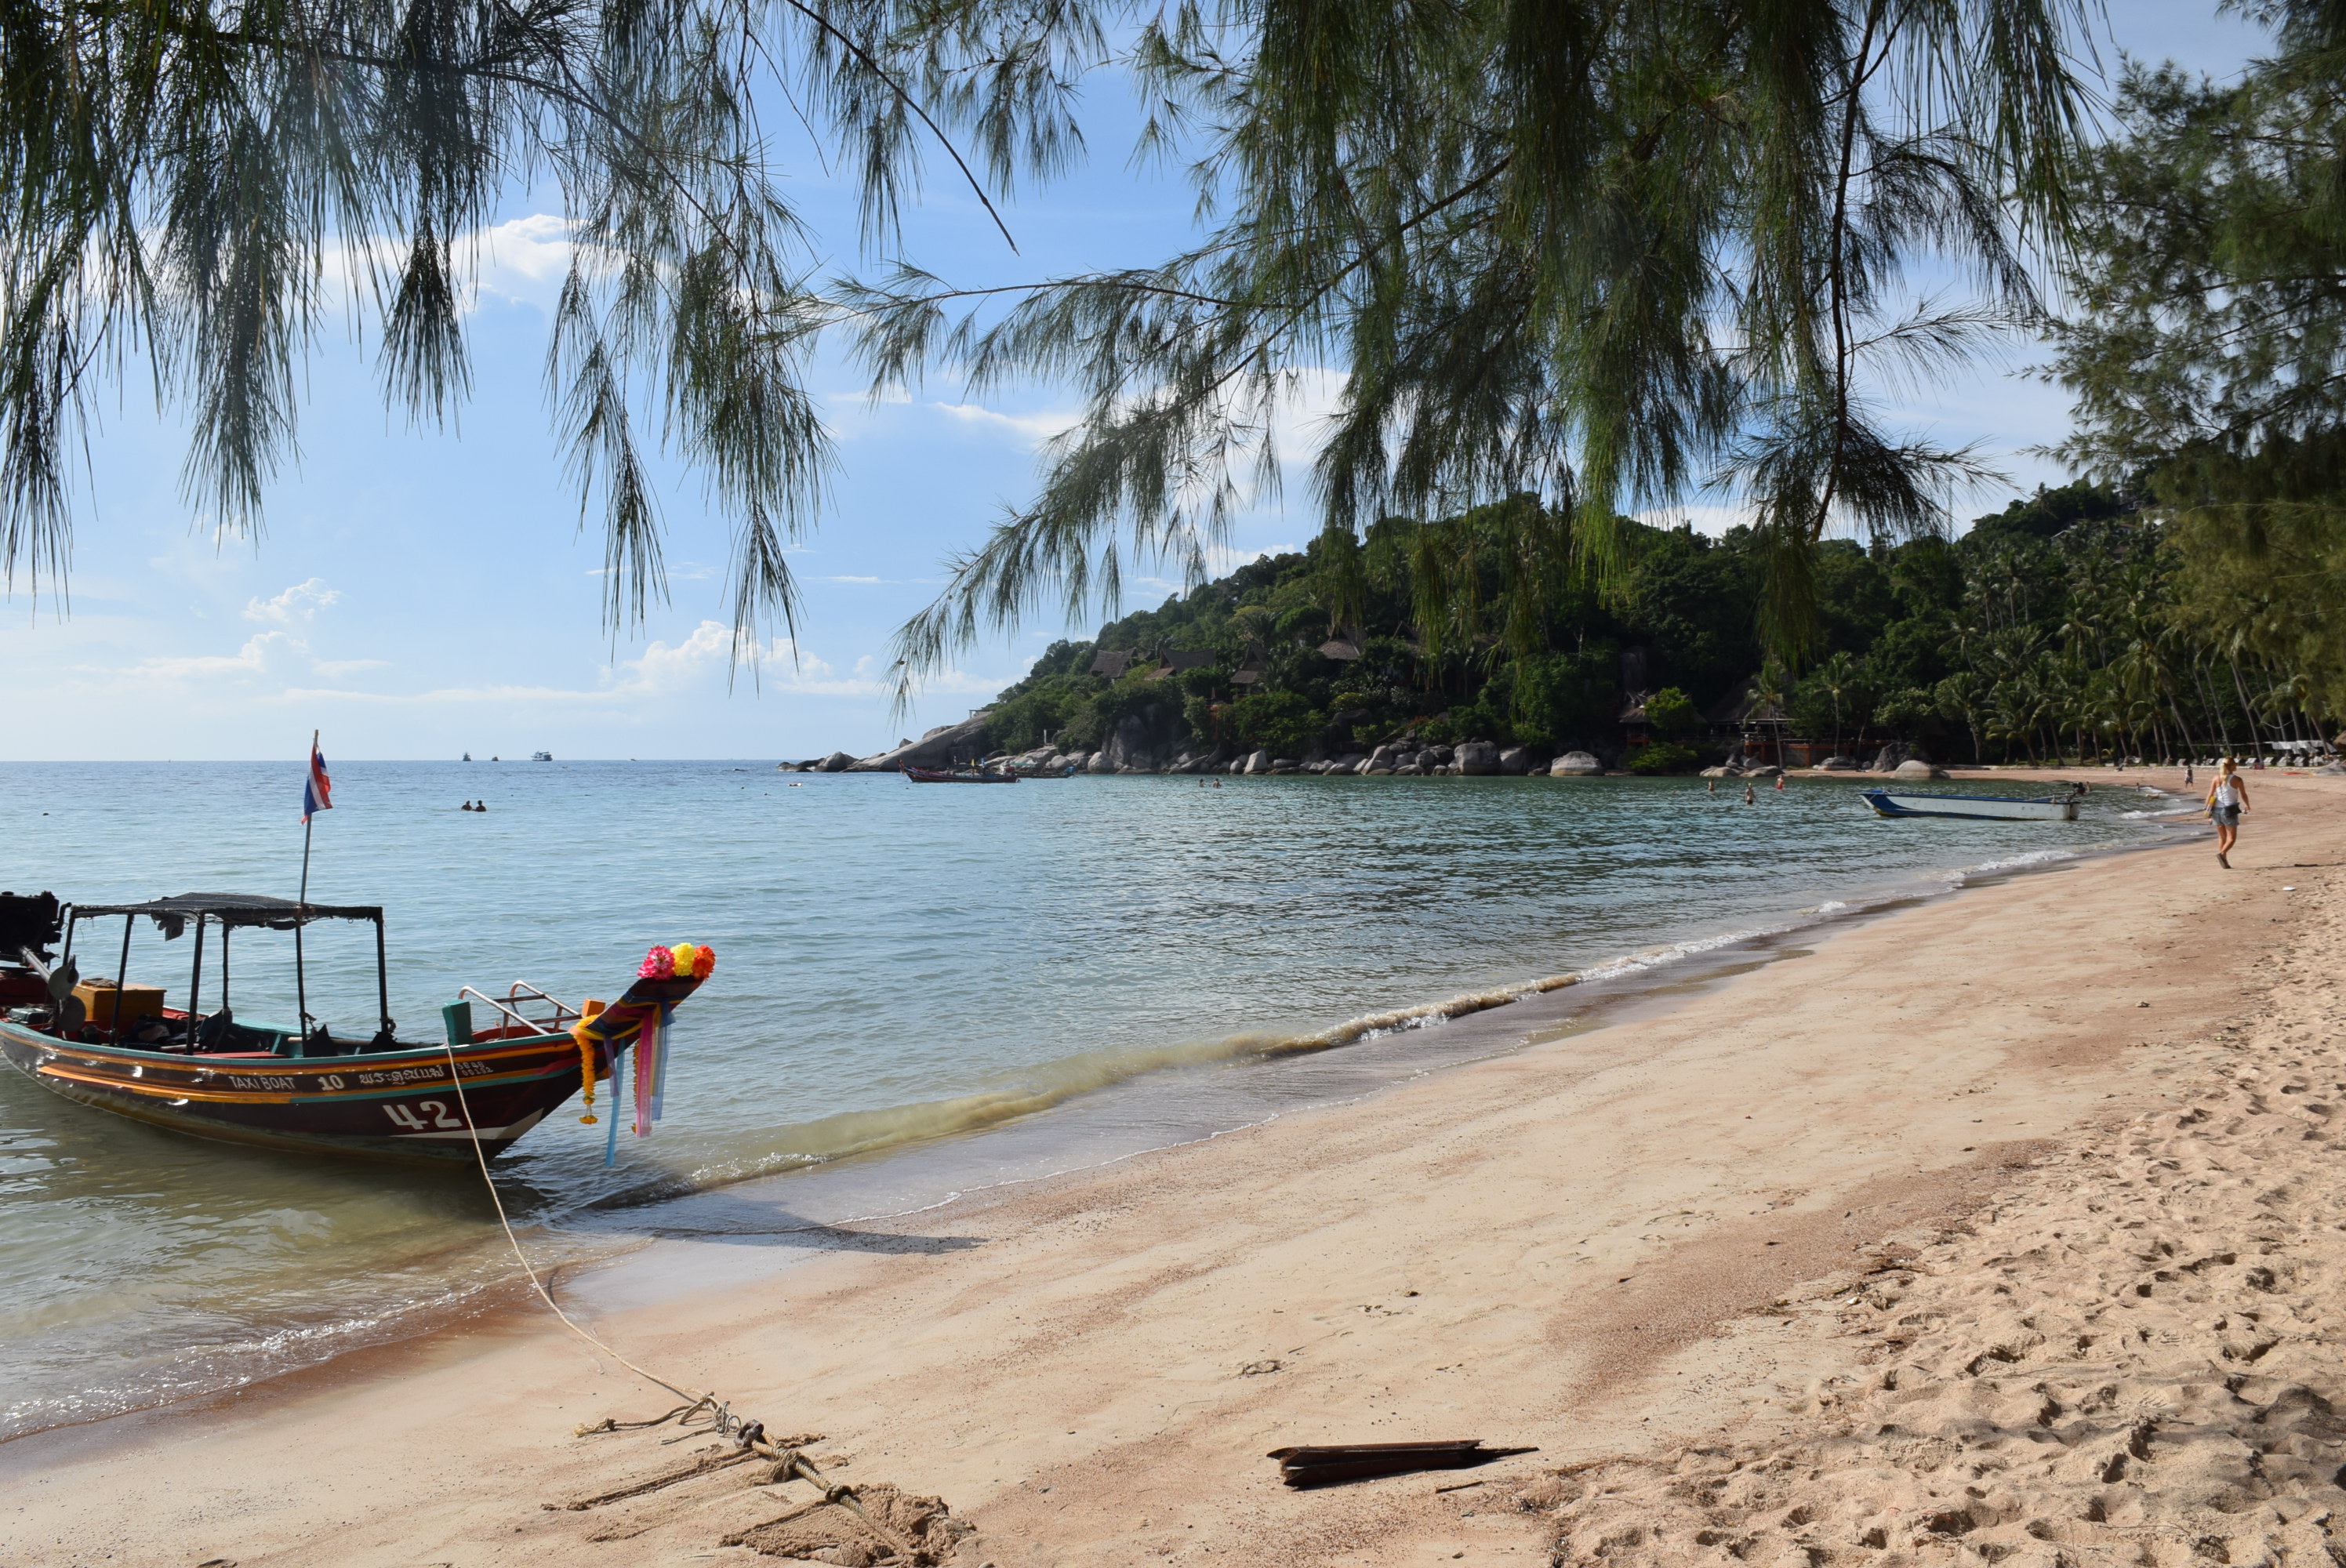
[67,893,383,937]
[61,894,393,1043]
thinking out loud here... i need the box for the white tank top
[2213,779,2240,806]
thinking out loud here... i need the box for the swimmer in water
[1744,782,1756,804]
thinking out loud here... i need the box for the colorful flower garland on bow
[568,942,717,1127]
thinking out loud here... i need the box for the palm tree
[1815,652,1862,759]
[1935,673,1988,765]
[1748,662,1793,769]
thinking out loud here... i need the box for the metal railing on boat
[456,982,580,1039]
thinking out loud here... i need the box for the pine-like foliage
[858,0,2098,699]
[2049,0,2346,717]
[0,0,1084,647]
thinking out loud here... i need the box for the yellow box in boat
[74,978,166,1030]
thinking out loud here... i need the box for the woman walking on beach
[2206,759,2249,868]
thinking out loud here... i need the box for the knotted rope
[440,1043,899,1551]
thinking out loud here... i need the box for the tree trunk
[2194,660,2231,756]
[2166,691,2195,760]
[2229,658,2261,758]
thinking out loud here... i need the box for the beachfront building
[1707,685,1832,769]
[1618,691,1661,752]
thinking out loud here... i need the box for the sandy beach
[5,768,2341,1568]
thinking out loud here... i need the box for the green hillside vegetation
[982,484,2335,771]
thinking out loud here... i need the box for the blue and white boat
[1859,788,2079,822]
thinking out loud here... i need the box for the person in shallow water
[2206,759,2249,869]
[1744,782,1756,804]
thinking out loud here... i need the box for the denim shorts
[2212,804,2240,826]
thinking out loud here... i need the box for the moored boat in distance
[1859,787,2081,822]
[532,750,554,761]
[0,891,708,1166]
[904,765,1020,783]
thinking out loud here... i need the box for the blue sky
[1,2,2272,760]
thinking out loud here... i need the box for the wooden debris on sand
[1269,1438,1537,1487]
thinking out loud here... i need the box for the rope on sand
[439,1043,904,1555]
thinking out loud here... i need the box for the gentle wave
[637,841,2167,1202]
[1952,847,2080,877]
[667,905,1942,1196]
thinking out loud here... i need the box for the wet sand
[3,767,2338,1568]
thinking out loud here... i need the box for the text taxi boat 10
[0,889,710,1167]
[1858,786,2083,822]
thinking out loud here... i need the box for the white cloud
[916,371,1346,477]
[133,630,311,680]
[1266,368,1349,457]
[931,401,1080,448]
[471,214,573,313]
[276,621,1014,706]
[624,619,737,694]
[244,577,342,624]
[110,584,381,684]
[317,212,576,318]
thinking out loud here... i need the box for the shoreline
[5,771,2331,1568]
[0,782,2181,1450]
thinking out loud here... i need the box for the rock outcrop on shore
[839,713,994,772]
[792,725,1983,781]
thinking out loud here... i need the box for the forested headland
[968,5,2346,778]
[979,482,2330,773]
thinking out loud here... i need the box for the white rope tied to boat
[435,1041,904,1551]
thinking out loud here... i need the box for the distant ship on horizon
[532,751,554,762]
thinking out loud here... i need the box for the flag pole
[296,728,315,1033]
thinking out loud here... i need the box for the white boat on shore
[1859,788,2079,822]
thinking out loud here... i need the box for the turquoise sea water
[0,761,2188,1439]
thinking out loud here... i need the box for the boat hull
[0,975,702,1166]
[1860,789,2078,822]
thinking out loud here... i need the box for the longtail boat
[903,765,1019,783]
[1858,787,2082,822]
[0,890,707,1167]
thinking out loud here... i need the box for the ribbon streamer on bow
[566,944,714,1166]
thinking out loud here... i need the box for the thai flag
[303,742,333,822]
